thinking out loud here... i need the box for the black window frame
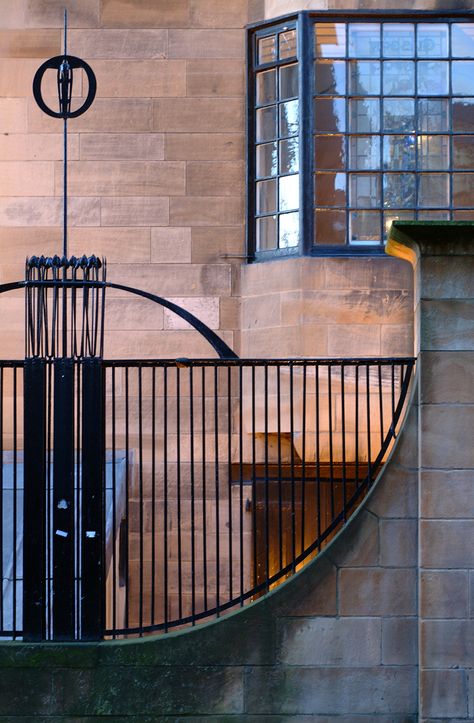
[246,10,474,262]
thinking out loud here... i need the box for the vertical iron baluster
[189,366,196,624]
[290,365,295,571]
[328,365,334,521]
[124,367,130,630]
[391,363,396,436]
[163,366,169,632]
[378,364,384,448]
[47,361,53,638]
[315,364,321,549]
[75,357,81,637]
[251,365,257,590]
[138,365,144,635]
[201,367,207,614]
[12,369,17,638]
[366,365,372,486]
[214,365,220,616]
[151,366,156,629]
[176,366,182,622]
[277,364,283,572]
[238,365,244,605]
[0,368,3,633]
[341,363,347,522]
[301,365,307,556]
[355,365,359,489]
[227,366,233,604]
[111,367,117,638]
[264,364,269,589]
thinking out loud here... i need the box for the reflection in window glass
[418,173,449,208]
[350,174,380,208]
[452,24,474,58]
[349,23,380,58]
[453,173,474,206]
[452,62,474,95]
[417,24,449,57]
[256,179,277,213]
[280,138,299,174]
[314,210,346,244]
[315,173,346,207]
[418,98,449,132]
[256,106,277,142]
[350,136,380,170]
[349,61,380,95]
[349,99,380,133]
[314,98,346,132]
[280,100,299,137]
[452,98,474,132]
[350,210,381,243]
[453,136,474,169]
[314,135,345,169]
[256,69,277,106]
[383,98,415,132]
[279,212,299,247]
[417,61,449,95]
[258,35,277,64]
[383,61,415,95]
[383,173,415,208]
[418,136,449,171]
[257,142,278,178]
[383,135,416,170]
[256,216,277,250]
[279,30,297,60]
[280,64,298,100]
[383,23,414,58]
[383,210,414,240]
[315,23,346,57]
[315,60,346,95]
[279,174,299,211]
[418,210,450,220]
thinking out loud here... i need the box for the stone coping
[387,221,474,265]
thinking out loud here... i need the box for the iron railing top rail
[102,357,417,367]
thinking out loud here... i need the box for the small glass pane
[279,100,299,137]
[384,210,414,240]
[453,210,474,219]
[349,136,380,170]
[383,61,415,96]
[350,174,380,208]
[256,215,277,250]
[256,106,277,142]
[453,136,474,170]
[417,24,449,58]
[256,179,277,214]
[314,98,346,132]
[418,135,449,170]
[350,210,381,244]
[419,210,450,220]
[452,23,474,58]
[418,173,450,208]
[453,174,474,207]
[258,35,277,65]
[314,135,345,169]
[452,61,474,96]
[418,61,449,95]
[279,174,299,211]
[453,98,474,132]
[279,212,299,247]
[383,23,415,58]
[279,64,298,100]
[314,60,346,95]
[383,98,415,132]
[383,135,416,170]
[349,99,379,133]
[314,210,346,245]
[256,142,277,178]
[383,173,415,208]
[315,23,346,58]
[256,69,276,106]
[279,29,297,60]
[349,23,380,58]
[315,173,346,207]
[280,138,299,174]
[418,98,449,132]
[349,61,380,95]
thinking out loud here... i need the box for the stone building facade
[0,0,472,720]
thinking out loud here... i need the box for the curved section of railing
[101,357,415,638]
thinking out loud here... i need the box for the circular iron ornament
[33,55,97,119]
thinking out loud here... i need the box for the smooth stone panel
[169,29,244,59]
[421,405,474,468]
[0,29,61,57]
[421,256,474,299]
[421,351,474,404]
[421,619,474,668]
[339,569,416,616]
[421,669,468,718]
[153,98,244,133]
[382,618,418,665]
[55,161,186,197]
[421,520,474,568]
[421,470,474,519]
[170,197,243,226]
[165,133,243,161]
[101,0,189,28]
[68,29,168,58]
[80,134,164,161]
[100,197,169,227]
[421,300,474,351]
[421,570,469,619]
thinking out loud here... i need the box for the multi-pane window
[248,15,474,258]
